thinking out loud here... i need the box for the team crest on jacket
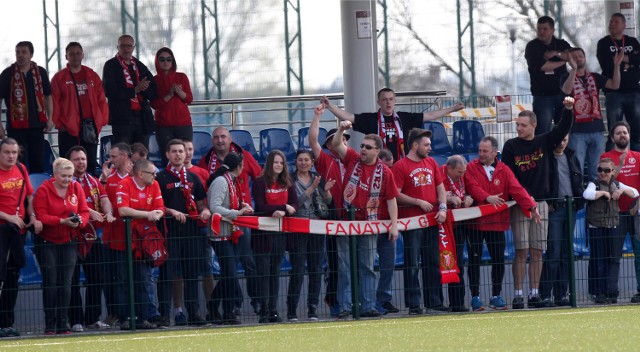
[493,179,500,186]
[68,194,78,206]
[629,157,637,164]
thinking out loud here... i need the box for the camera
[69,213,81,224]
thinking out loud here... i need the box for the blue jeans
[605,91,640,151]
[108,248,156,321]
[375,233,396,307]
[540,206,572,300]
[336,235,377,312]
[532,95,565,135]
[568,132,605,181]
[402,227,442,308]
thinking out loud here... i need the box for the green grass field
[2,306,640,351]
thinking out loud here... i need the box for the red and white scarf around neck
[572,73,601,123]
[223,172,244,242]
[378,110,405,159]
[343,159,385,220]
[116,53,142,111]
[10,62,47,129]
[166,165,199,218]
[75,173,102,213]
[207,145,241,174]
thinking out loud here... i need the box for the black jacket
[548,147,584,209]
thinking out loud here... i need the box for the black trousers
[9,128,45,173]
[59,130,99,176]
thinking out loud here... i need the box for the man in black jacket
[103,35,157,149]
[539,134,584,307]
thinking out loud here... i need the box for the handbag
[70,71,98,145]
[76,222,98,260]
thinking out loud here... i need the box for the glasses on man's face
[158,57,173,63]
[597,167,613,174]
[142,170,156,177]
[360,143,378,150]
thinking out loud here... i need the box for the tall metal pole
[508,25,517,95]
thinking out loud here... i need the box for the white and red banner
[211,201,519,283]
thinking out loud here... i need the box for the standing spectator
[183,139,210,186]
[308,105,346,316]
[584,158,638,304]
[525,16,571,135]
[332,121,399,318]
[115,159,165,330]
[464,137,539,311]
[33,158,90,334]
[67,146,115,331]
[392,128,446,314]
[208,153,253,325]
[199,127,261,315]
[0,41,53,173]
[600,121,640,303]
[287,149,334,322]
[51,42,109,174]
[597,13,640,151]
[442,155,474,312]
[251,150,298,323]
[501,97,574,309]
[103,35,156,149]
[539,135,583,307]
[321,89,464,161]
[561,47,622,180]
[155,140,210,326]
[151,47,194,166]
[0,138,41,338]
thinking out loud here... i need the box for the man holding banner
[331,121,399,318]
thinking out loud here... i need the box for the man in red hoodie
[464,136,539,311]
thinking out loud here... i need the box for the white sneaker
[93,321,110,329]
[71,324,84,332]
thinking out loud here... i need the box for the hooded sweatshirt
[33,178,90,244]
[150,47,193,127]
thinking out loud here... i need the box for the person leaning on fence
[208,152,253,325]
[583,158,639,304]
[0,138,41,338]
[321,88,464,162]
[392,128,446,315]
[501,96,574,309]
[332,121,399,318]
[33,157,90,335]
[51,42,109,175]
[155,139,211,327]
[67,146,116,332]
[600,121,640,304]
[442,155,474,312]
[151,47,194,166]
[286,149,334,322]
[251,150,298,323]
[464,136,540,311]
[539,134,584,308]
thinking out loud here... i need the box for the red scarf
[75,173,102,213]
[439,219,460,284]
[224,172,244,244]
[572,73,601,123]
[9,62,47,128]
[166,165,198,218]
[207,145,241,174]
[343,159,385,220]
[116,53,142,111]
[377,110,405,159]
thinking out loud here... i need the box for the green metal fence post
[566,196,577,308]
[124,217,136,331]
[348,207,360,319]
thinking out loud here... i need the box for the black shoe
[206,309,223,325]
[512,296,525,309]
[251,301,261,315]
[258,315,269,324]
[528,295,542,308]
[631,292,640,303]
[136,320,157,329]
[120,318,131,331]
[287,307,298,322]
[188,315,209,326]
[222,314,242,325]
[337,310,352,319]
[148,315,170,327]
[382,302,400,313]
[360,310,381,318]
[450,306,469,312]
[56,318,71,335]
[268,311,282,323]
[554,297,570,307]
[430,305,450,312]
[408,306,424,315]
[537,298,555,308]
[308,305,318,321]
[594,294,608,304]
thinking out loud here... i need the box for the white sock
[174,307,183,315]
[530,288,538,296]
[515,290,523,296]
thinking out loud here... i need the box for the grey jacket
[208,175,241,240]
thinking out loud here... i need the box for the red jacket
[33,179,90,244]
[150,49,193,127]
[51,65,109,136]
[464,159,535,232]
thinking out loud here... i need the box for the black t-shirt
[0,64,51,129]
[525,36,571,96]
[353,111,423,161]
[155,168,206,230]
[559,72,608,133]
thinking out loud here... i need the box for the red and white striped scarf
[207,145,241,174]
[343,159,385,220]
[116,53,142,111]
[9,62,47,128]
[166,165,198,218]
[572,73,601,123]
[378,110,405,159]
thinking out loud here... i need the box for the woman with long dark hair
[286,150,334,322]
[251,150,297,323]
[207,152,253,325]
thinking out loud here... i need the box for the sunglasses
[360,143,378,150]
[597,167,613,174]
[158,57,173,63]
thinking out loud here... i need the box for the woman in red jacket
[33,158,90,335]
[151,47,194,165]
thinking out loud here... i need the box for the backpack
[132,220,168,267]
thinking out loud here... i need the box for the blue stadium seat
[431,154,448,166]
[99,134,113,165]
[465,153,479,162]
[452,120,485,154]
[623,233,634,255]
[298,127,327,150]
[29,173,50,190]
[230,129,260,162]
[147,133,162,167]
[191,131,212,165]
[423,121,453,155]
[259,128,297,163]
